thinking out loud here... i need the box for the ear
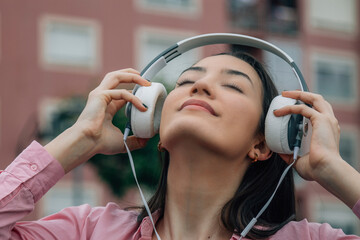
[247,135,273,162]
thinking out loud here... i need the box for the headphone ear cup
[265,95,297,154]
[131,82,167,138]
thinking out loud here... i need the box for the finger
[274,104,320,120]
[123,136,149,152]
[281,91,334,115]
[121,68,141,74]
[103,89,148,112]
[99,70,151,90]
[323,100,336,116]
[107,99,127,116]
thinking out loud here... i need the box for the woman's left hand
[273,90,341,182]
[273,90,360,208]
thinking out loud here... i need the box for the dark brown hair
[136,52,296,239]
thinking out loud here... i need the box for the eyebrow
[180,66,206,75]
[222,69,254,86]
[181,66,254,86]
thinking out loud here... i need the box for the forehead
[194,55,257,74]
[184,55,263,89]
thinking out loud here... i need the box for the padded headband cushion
[131,83,167,138]
[265,95,297,154]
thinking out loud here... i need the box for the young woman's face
[160,54,264,159]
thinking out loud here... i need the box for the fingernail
[145,81,151,86]
[143,103,148,109]
[273,109,278,112]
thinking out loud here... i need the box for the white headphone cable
[123,130,162,240]
[239,146,299,240]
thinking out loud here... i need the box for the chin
[160,117,223,152]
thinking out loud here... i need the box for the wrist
[45,124,98,173]
[312,154,342,184]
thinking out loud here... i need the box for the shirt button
[30,164,38,171]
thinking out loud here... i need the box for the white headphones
[125,33,311,156]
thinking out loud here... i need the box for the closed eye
[176,79,195,87]
[223,83,243,93]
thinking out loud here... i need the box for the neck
[156,140,250,240]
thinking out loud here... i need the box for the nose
[190,79,214,98]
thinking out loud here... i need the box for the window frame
[311,50,358,107]
[312,198,360,235]
[38,14,102,73]
[305,0,358,37]
[338,125,359,170]
[134,0,201,18]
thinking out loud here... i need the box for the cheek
[221,99,262,138]
[159,92,179,136]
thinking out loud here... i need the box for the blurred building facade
[0,0,359,234]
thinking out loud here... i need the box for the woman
[1,52,359,240]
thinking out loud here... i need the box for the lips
[180,99,217,116]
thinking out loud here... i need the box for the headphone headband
[140,33,308,92]
[177,33,293,62]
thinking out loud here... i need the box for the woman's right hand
[45,68,151,173]
[76,68,150,154]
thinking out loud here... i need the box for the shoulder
[14,203,142,239]
[57,203,141,238]
[39,203,140,230]
[71,202,140,224]
[39,202,140,227]
[272,219,359,240]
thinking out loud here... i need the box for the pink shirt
[1,141,360,240]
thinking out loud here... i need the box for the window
[313,53,357,104]
[339,129,358,169]
[263,39,303,92]
[314,201,359,235]
[146,0,192,8]
[267,0,298,35]
[308,0,357,33]
[228,0,298,35]
[39,15,101,72]
[228,0,262,30]
[135,0,200,17]
[136,29,199,89]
